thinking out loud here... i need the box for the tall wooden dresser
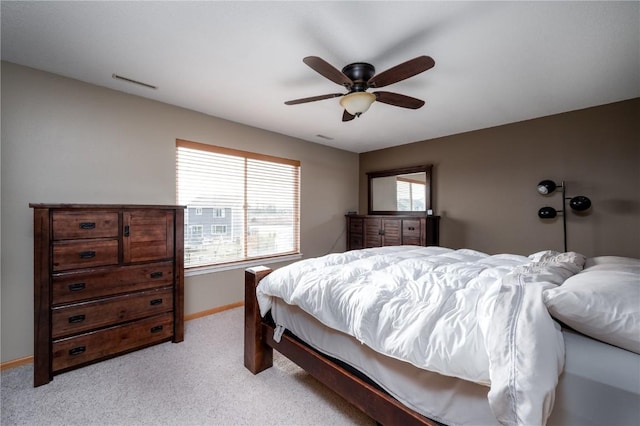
[346,215,440,250]
[30,204,185,386]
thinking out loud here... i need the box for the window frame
[397,177,426,211]
[176,139,301,273]
[211,224,227,235]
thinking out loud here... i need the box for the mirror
[368,165,433,215]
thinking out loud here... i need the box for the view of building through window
[176,140,300,268]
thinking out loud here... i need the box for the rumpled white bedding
[256,246,586,425]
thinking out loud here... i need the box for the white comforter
[256,246,585,425]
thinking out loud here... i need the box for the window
[397,178,426,211]
[176,139,300,269]
[190,225,204,239]
[212,224,227,235]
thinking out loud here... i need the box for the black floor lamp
[537,180,592,252]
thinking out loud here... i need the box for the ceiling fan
[285,55,435,122]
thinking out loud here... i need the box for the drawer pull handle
[79,222,96,230]
[408,227,415,231]
[150,271,163,279]
[150,325,163,333]
[68,282,86,292]
[124,225,130,237]
[79,251,96,259]
[69,346,86,356]
[68,314,86,324]
[150,298,163,306]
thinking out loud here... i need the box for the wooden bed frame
[243,267,439,426]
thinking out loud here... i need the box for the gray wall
[1,61,359,362]
[360,98,640,258]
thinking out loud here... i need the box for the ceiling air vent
[112,74,157,90]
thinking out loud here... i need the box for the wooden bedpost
[244,266,274,374]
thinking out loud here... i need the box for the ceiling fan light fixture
[340,92,376,116]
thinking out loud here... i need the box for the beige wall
[360,98,640,258]
[1,61,359,362]
[3,60,638,364]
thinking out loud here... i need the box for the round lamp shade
[538,206,558,219]
[339,92,376,116]
[569,196,592,211]
[537,180,557,195]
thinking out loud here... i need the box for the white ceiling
[2,1,639,153]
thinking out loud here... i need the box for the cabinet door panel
[123,210,174,263]
[381,219,401,246]
[364,218,382,248]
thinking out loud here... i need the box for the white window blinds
[397,177,426,211]
[176,139,300,269]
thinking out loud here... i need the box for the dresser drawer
[52,287,174,339]
[402,236,421,246]
[52,261,174,304]
[52,239,119,271]
[53,211,119,240]
[349,236,364,250]
[348,218,363,234]
[402,220,421,238]
[52,313,174,372]
[402,220,422,245]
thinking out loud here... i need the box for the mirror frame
[367,165,433,216]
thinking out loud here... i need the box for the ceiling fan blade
[374,91,425,109]
[368,56,435,88]
[303,56,353,88]
[284,93,344,105]
[342,110,356,122]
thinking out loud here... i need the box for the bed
[243,246,640,425]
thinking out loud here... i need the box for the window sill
[184,253,303,277]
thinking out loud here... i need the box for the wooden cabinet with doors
[30,203,185,386]
[345,214,439,250]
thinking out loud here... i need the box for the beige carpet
[1,307,374,425]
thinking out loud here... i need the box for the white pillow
[543,259,640,354]
[585,255,640,268]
